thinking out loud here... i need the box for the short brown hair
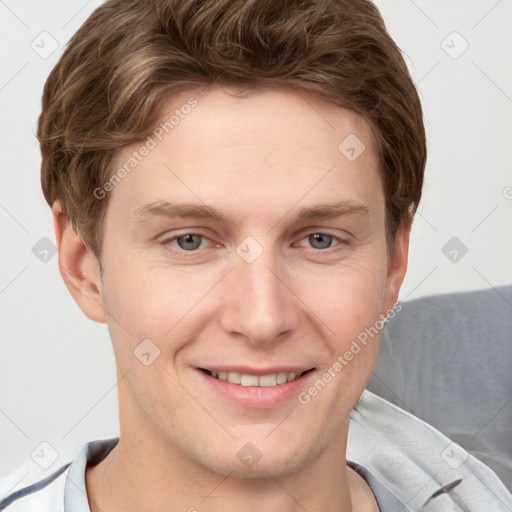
[38,0,426,260]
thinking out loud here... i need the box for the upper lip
[199,366,315,375]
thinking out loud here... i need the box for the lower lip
[196,369,315,408]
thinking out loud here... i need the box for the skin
[52,86,410,512]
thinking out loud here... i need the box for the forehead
[153,85,376,161]
[107,86,383,223]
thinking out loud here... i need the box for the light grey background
[1,0,511,495]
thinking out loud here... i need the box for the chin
[203,453,310,480]
[190,435,322,480]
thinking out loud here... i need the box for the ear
[381,216,412,317]
[52,201,106,323]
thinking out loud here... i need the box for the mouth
[199,368,315,387]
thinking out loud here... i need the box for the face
[67,86,409,478]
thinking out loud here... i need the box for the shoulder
[348,390,512,511]
[0,463,70,511]
[0,437,118,512]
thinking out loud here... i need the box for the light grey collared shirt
[0,436,410,511]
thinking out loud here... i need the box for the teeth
[240,374,259,386]
[276,372,288,384]
[227,372,241,384]
[258,374,277,387]
[211,370,305,387]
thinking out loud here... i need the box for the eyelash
[161,231,349,254]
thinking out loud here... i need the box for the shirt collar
[63,437,407,512]
[64,437,119,512]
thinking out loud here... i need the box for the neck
[85,386,378,512]
[85,429,370,512]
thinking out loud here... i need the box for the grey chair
[367,285,512,491]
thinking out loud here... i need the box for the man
[1,0,510,510]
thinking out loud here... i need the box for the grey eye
[308,233,333,249]
[176,234,203,250]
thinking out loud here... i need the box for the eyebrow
[131,200,370,224]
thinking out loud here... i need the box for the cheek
[291,262,388,422]
[99,257,218,357]
[295,256,388,340]
[292,255,388,399]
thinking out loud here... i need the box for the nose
[219,246,300,346]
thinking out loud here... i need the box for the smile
[200,369,313,387]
